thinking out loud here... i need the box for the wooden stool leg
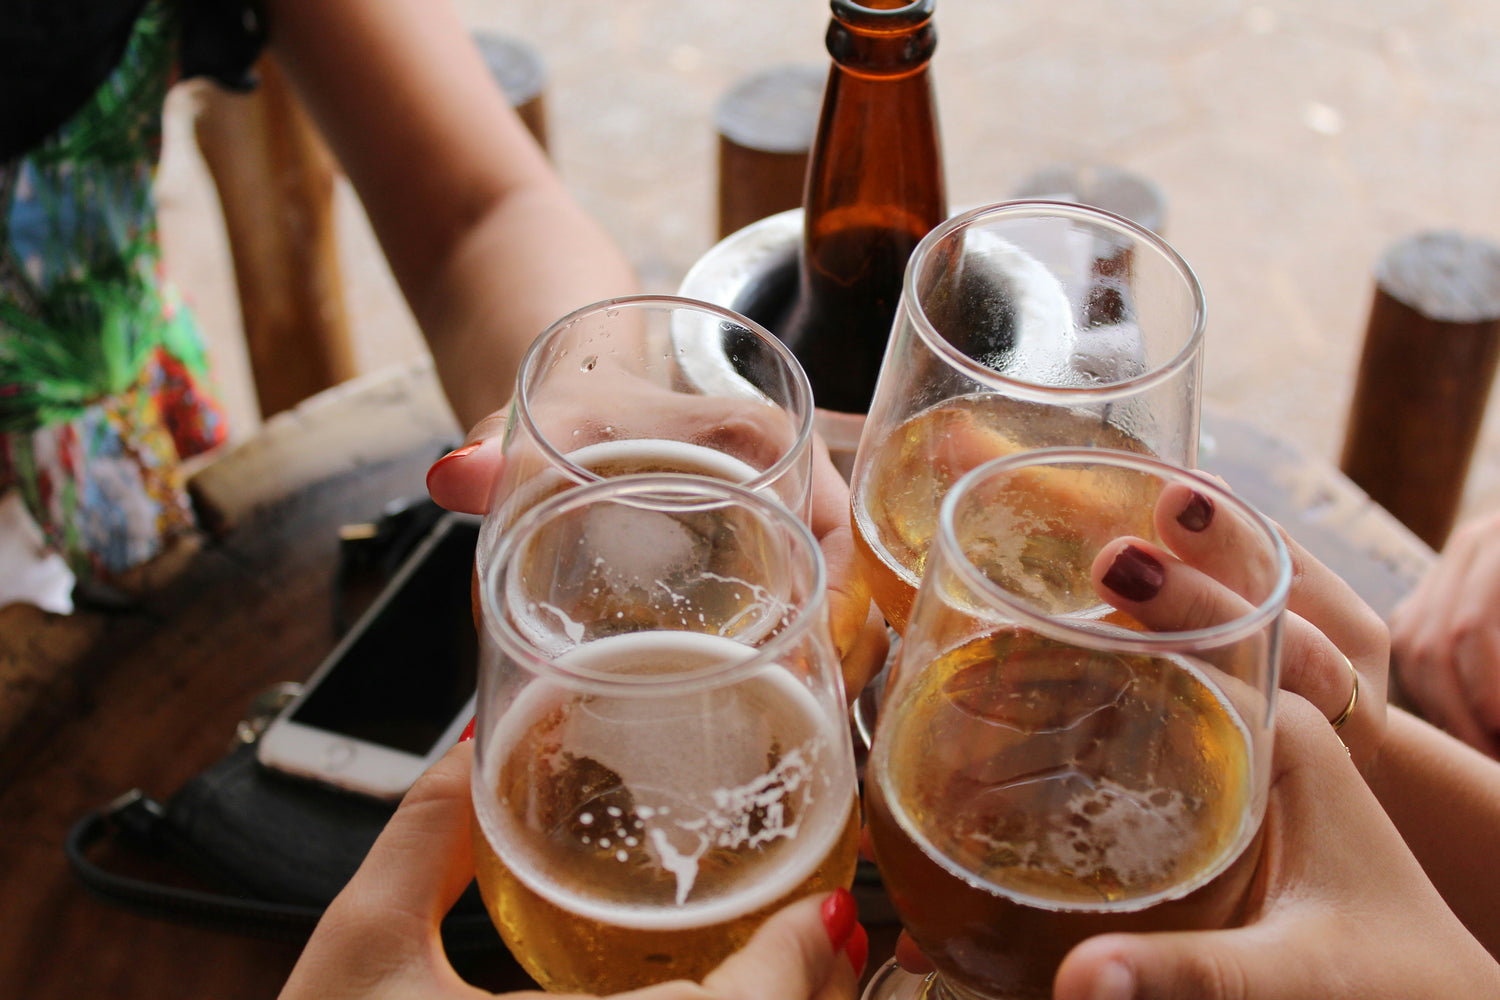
[714,64,825,240]
[195,55,356,421]
[1340,232,1500,549]
[1012,163,1168,235]
[471,32,550,154]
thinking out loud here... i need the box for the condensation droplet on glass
[616,849,629,862]
[580,355,599,372]
[579,812,594,825]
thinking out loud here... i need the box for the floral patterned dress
[0,0,257,582]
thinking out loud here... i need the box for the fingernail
[845,922,869,979]
[1177,491,1214,532]
[1101,545,1165,602]
[1088,960,1135,1000]
[425,442,482,494]
[820,888,858,953]
[458,716,476,743]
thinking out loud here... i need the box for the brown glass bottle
[777,0,947,416]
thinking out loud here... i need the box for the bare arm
[1365,705,1500,957]
[262,0,638,429]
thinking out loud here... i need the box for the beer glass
[476,295,815,587]
[849,201,1206,634]
[472,475,860,993]
[864,449,1290,1000]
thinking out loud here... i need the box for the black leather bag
[64,497,499,952]
[65,738,501,952]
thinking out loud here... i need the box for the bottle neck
[827,0,936,76]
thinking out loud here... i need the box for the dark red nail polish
[1177,491,1214,532]
[458,716,476,743]
[820,888,858,952]
[1102,545,1165,602]
[845,922,869,978]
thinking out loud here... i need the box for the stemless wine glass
[472,474,860,994]
[849,200,1206,635]
[863,449,1291,1000]
[477,292,813,549]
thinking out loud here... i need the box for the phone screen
[288,516,480,756]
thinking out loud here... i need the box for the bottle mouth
[831,0,934,29]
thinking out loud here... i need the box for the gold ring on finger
[1330,653,1359,733]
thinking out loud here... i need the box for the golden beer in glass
[849,201,1206,633]
[863,449,1290,1000]
[474,475,859,993]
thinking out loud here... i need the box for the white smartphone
[256,511,481,801]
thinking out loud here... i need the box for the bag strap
[65,789,502,952]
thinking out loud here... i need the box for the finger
[427,424,508,514]
[807,438,879,685]
[1396,630,1500,757]
[840,605,891,705]
[894,930,935,975]
[282,743,481,999]
[1156,481,1387,674]
[1092,538,1257,634]
[1054,925,1328,1000]
[698,891,860,1000]
[1093,539,1380,759]
[332,742,479,930]
[1454,625,1500,746]
[1151,481,1284,608]
[1438,531,1500,732]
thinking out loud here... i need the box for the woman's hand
[1389,509,1500,758]
[279,742,867,1000]
[1051,695,1500,1000]
[1090,481,1389,768]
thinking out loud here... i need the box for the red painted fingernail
[845,922,869,978]
[1177,491,1214,532]
[459,716,476,743]
[426,442,483,494]
[820,888,858,952]
[1101,544,1165,602]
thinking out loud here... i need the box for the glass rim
[935,447,1292,652]
[513,293,817,500]
[902,199,1208,402]
[480,472,831,695]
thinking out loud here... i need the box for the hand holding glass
[472,475,859,993]
[850,201,1206,633]
[863,449,1290,1000]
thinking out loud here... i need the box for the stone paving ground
[157,0,1500,532]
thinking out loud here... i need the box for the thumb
[699,891,861,1000]
[281,742,482,999]
[426,411,509,514]
[1054,925,1317,1000]
[324,741,479,938]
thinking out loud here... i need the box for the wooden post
[194,55,357,421]
[1340,232,1500,549]
[472,32,549,154]
[1012,163,1168,235]
[714,64,824,239]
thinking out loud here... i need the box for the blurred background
[155,0,1500,524]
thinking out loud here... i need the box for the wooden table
[0,362,1435,999]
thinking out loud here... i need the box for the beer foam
[563,438,765,485]
[475,632,855,930]
[874,649,1260,913]
[962,777,1195,890]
